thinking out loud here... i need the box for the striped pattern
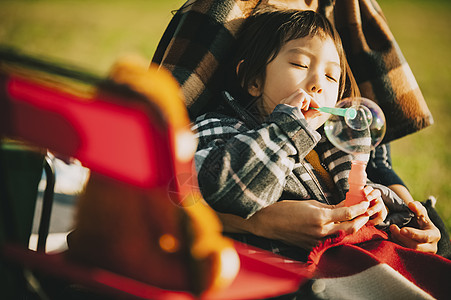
[153,0,433,143]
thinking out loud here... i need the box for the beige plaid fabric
[153,0,433,143]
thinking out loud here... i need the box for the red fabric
[3,242,310,299]
[308,226,451,299]
[210,241,310,299]
[6,76,173,189]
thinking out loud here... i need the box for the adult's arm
[388,184,414,204]
[217,199,371,250]
[367,143,405,188]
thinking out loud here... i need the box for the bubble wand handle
[312,106,357,119]
[344,160,367,207]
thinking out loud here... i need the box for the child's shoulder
[193,111,247,130]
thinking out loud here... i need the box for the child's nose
[310,85,322,94]
[307,74,322,94]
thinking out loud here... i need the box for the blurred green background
[0,0,450,232]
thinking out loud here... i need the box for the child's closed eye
[290,62,308,69]
[326,74,338,82]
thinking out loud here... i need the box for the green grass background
[1,0,450,232]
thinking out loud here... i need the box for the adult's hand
[217,199,370,250]
[389,201,441,254]
[363,185,388,226]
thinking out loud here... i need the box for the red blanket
[307,226,451,299]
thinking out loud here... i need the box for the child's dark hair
[233,9,358,104]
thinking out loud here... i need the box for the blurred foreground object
[0,48,310,299]
[67,56,240,294]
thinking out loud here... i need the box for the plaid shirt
[191,99,413,260]
[192,104,353,219]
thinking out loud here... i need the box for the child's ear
[247,79,262,97]
[236,60,262,97]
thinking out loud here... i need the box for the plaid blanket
[152,0,433,143]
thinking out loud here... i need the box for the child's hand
[280,89,320,122]
[363,186,388,226]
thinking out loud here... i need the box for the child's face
[256,35,341,129]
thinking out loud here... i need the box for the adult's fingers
[363,186,380,201]
[324,214,370,236]
[413,243,437,254]
[405,201,440,241]
[390,224,417,248]
[366,197,385,218]
[399,226,439,244]
[390,225,438,253]
[398,200,441,244]
[327,200,370,223]
[408,201,431,227]
[367,200,388,226]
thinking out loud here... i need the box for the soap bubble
[324,97,386,156]
[345,105,372,131]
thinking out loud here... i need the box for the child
[191,9,416,261]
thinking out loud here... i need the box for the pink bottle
[344,160,367,206]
